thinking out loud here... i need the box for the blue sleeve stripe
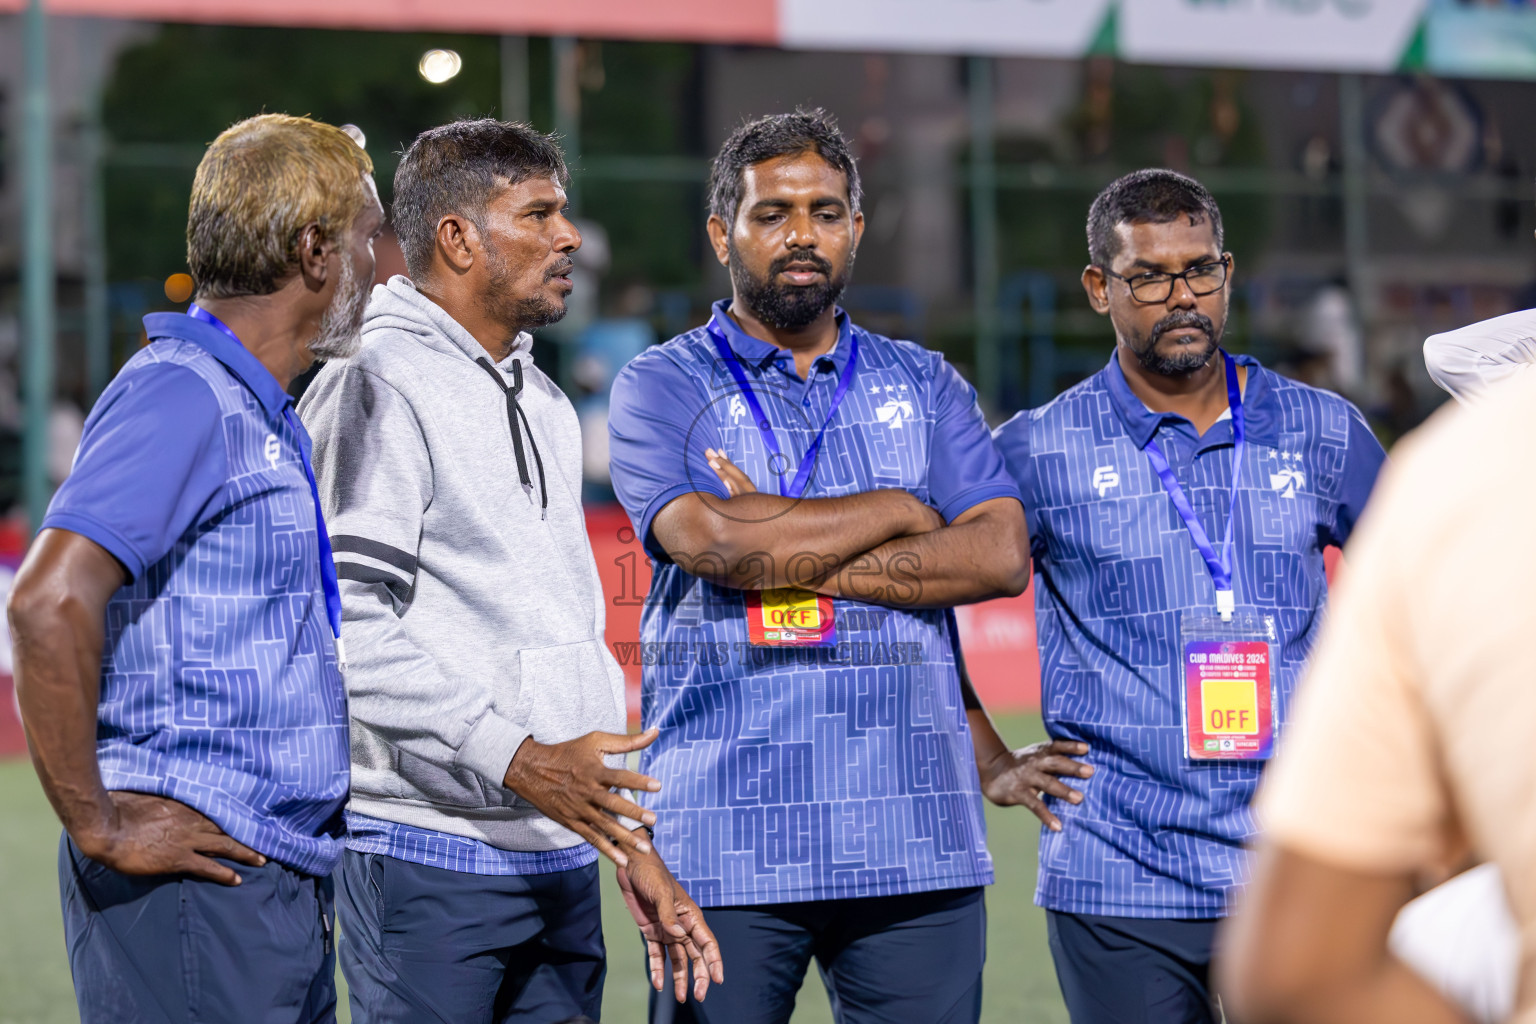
[638,481,730,562]
[39,511,146,581]
[938,484,1024,525]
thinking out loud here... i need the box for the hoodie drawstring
[476,356,548,520]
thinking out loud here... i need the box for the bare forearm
[958,639,1008,766]
[656,489,934,591]
[8,531,127,846]
[11,600,113,840]
[818,501,1030,608]
[967,708,1007,766]
[1248,963,1467,1024]
[1223,849,1470,1024]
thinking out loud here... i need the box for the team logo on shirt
[1267,451,1306,497]
[264,434,281,469]
[876,397,914,428]
[871,384,914,429]
[728,394,747,424]
[1092,465,1120,497]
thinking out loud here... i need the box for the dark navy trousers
[59,832,336,1024]
[336,850,605,1024]
[649,887,985,1024]
[1046,911,1222,1024]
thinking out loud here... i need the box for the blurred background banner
[1121,0,1427,74]
[0,0,780,41]
[778,0,1115,58]
[1427,0,1536,80]
[10,1,1536,76]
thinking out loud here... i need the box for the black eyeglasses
[1102,255,1230,304]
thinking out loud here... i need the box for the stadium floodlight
[418,49,463,85]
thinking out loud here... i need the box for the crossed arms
[655,452,1101,829]
[650,461,1031,608]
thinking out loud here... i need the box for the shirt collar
[708,298,853,375]
[1102,349,1281,449]
[143,312,293,418]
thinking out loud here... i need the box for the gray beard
[310,257,368,362]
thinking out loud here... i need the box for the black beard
[1132,309,1222,376]
[729,243,853,332]
[484,243,571,333]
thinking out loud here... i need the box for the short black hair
[707,109,862,226]
[392,118,568,279]
[1086,169,1224,268]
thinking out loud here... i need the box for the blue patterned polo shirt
[41,312,349,876]
[608,300,1021,908]
[992,352,1385,918]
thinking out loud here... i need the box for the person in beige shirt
[1217,369,1536,1024]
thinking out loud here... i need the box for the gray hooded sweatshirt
[299,275,626,853]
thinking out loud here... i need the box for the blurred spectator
[47,402,84,486]
[1220,370,1536,1024]
[1298,283,1364,395]
[573,314,654,500]
[1424,308,1536,404]
[1389,864,1518,1024]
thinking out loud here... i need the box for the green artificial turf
[0,714,1066,1023]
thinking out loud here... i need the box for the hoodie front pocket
[398,750,496,810]
[480,639,626,809]
[513,639,625,743]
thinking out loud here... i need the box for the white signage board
[779,0,1115,57]
[1427,3,1536,81]
[1120,0,1428,73]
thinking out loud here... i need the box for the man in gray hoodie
[300,119,722,1023]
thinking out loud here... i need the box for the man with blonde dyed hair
[8,112,382,1024]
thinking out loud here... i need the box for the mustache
[1150,310,1215,344]
[544,257,575,281]
[769,250,834,279]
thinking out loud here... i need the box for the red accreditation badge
[1180,613,1277,761]
[745,587,837,647]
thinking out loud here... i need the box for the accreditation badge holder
[746,587,838,647]
[1180,610,1278,761]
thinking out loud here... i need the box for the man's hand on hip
[502,728,662,867]
[74,792,267,886]
[617,840,725,1003]
[978,739,1094,832]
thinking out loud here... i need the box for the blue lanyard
[187,304,346,661]
[1140,352,1245,621]
[707,313,860,500]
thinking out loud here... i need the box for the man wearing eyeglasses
[989,169,1386,1023]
